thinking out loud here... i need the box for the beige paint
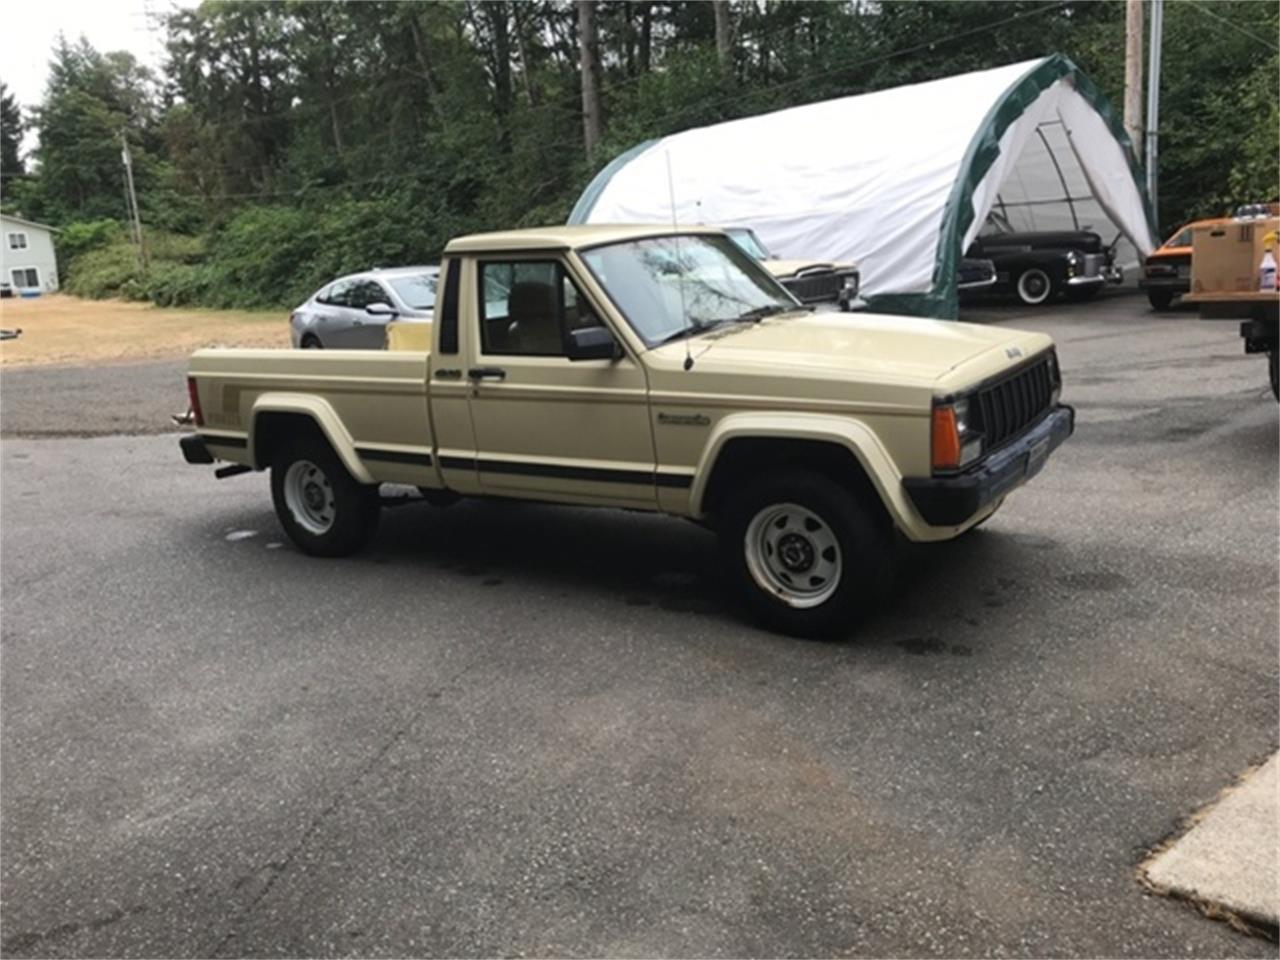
[190,224,1061,541]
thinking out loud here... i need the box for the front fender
[689,411,949,541]
[248,393,373,483]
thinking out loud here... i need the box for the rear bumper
[180,434,214,465]
[903,405,1075,527]
[1138,276,1190,293]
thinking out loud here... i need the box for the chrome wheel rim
[284,460,336,535]
[1018,269,1051,305]
[744,502,842,609]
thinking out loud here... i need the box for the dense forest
[0,0,1276,310]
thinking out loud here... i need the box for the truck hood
[763,258,856,278]
[653,310,1044,384]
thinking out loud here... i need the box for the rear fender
[690,412,941,541]
[248,393,373,483]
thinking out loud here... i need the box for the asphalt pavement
[2,291,1277,957]
[1,359,187,438]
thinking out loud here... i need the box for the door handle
[467,367,507,381]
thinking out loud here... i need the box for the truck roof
[445,223,724,254]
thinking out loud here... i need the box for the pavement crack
[207,661,478,957]
[2,900,156,955]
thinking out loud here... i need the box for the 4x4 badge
[657,412,710,426]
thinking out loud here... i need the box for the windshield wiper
[736,303,805,322]
[654,318,723,346]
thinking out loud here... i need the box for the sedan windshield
[388,273,438,310]
[579,234,797,347]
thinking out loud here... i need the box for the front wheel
[271,437,380,556]
[1015,268,1056,306]
[718,470,893,638]
[1147,289,1176,311]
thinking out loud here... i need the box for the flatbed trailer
[1182,218,1280,400]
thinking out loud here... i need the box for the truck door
[461,256,657,508]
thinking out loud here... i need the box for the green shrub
[63,239,143,299]
[56,219,125,280]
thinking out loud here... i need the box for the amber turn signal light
[931,405,961,471]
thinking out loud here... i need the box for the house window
[7,232,28,250]
[11,268,39,288]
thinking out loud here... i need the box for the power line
[1177,0,1279,51]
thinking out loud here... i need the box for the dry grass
[0,294,290,368]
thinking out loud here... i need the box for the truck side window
[478,261,600,357]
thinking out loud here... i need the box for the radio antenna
[665,150,694,371]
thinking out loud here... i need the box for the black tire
[300,334,322,349]
[270,435,380,557]
[1147,289,1176,311]
[1269,350,1278,402]
[1015,268,1056,306]
[718,469,893,638]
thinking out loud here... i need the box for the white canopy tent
[568,55,1157,318]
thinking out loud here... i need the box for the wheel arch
[249,394,373,483]
[690,413,930,538]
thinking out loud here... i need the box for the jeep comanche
[181,225,1074,636]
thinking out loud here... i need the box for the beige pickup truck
[181,225,1074,636]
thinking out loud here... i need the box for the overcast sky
[1,0,196,150]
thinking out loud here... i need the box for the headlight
[932,398,984,472]
[1047,351,1062,405]
[842,272,859,295]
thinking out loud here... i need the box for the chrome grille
[782,272,843,303]
[975,356,1056,451]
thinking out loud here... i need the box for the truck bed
[189,348,436,485]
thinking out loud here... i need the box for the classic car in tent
[568,54,1157,319]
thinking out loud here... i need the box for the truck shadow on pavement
[234,496,1041,646]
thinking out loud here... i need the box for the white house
[1,214,59,295]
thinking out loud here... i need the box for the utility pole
[577,1,602,158]
[120,129,147,268]
[1123,0,1143,159]
[1145,0,1164,228]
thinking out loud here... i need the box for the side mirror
[365,302,398,318]
[566,325,620,361]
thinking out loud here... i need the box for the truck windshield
[579,234,797,347]
[726,228,770,260]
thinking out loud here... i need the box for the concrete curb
[1141,753,1279,938]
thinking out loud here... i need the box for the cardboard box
[1191,216,1279,295]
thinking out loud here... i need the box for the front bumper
[903,405,1075,527]
[1065,265,1123,288]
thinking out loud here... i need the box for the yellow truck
[180,225,1074,636]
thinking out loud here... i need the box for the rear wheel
[300,334,322,349]
[1147,289,1176,311]
[1015,268,1055,306]
[270,437,379,556]
[718,469,893,638]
